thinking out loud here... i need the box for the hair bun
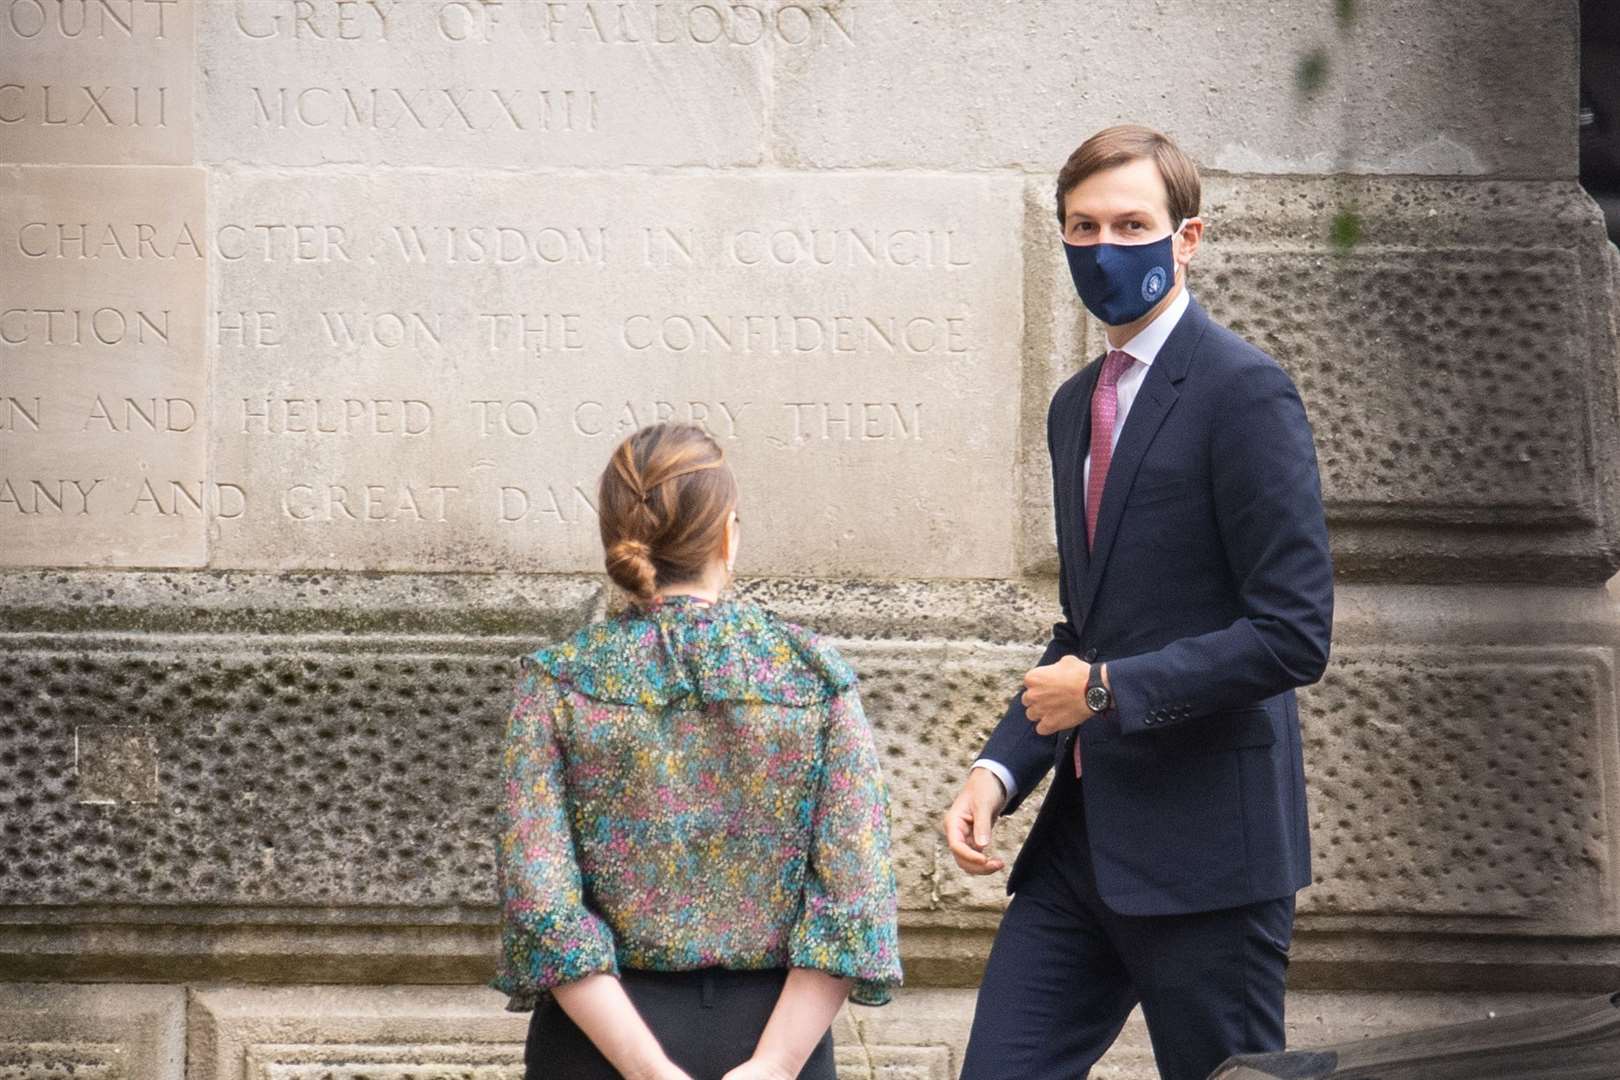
[605,537,657,599]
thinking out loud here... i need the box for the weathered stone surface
[839,641,1049,914]
[0,640,522,907]
[1298,650,1611,921]
[74,724,159,805]
[197,0,811,167]
[0,0,194,165]
[772,0,1574,177]
[0,984,184,1080]
[828,989,1596,1080]
[0,636,1038,913]
[2,572,1617,991]
[0,567,605,635]
[0,0,1616,1055]
[187,986,524,1080]
[0,983,1591,1080]
[0,166,209,568]
[208,170,1023,576]
[1023,176,1620,583]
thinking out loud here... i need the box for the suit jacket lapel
[1064,364,1099,584]
[1072,295,1209,639]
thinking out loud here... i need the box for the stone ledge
[0,984,1600,1080]
[187,984,525,1080]
[4,918,1620,995]
[5,571,1615,640]
[0,571,1054,642]
[0,983,184,1080]
[0,569,605,637]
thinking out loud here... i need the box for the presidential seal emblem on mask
[1141,266,1168,302]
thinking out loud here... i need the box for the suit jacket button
[1084,648,1098,662]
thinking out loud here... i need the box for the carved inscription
[200,0,825,166]
[16,220,203,260]
[0,306,169,345]
[249,85,600,133]
[0,477,243,517]
[211,174,1021,575]
[242,398,434,435]
[0,392,203,435]
[225,0,855,47]
[2,0,179,40]
[0,82,171,127]
[2,0,193,164]
[0,167,208,566]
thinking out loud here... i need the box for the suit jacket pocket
[1149,707,1277,756]
[1125,476,1198,508]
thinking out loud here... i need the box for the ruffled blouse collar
[522,592,855,707]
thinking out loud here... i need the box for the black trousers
[960,762,1295,1080]
[525,967,837,1080]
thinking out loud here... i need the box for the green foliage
[1330,208,1363,251]
[1296,48,1330,96]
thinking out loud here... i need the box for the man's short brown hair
[1055,124,1202,227]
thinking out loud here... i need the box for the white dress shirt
[972,287,1192,806]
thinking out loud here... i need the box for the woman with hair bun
[492,421,902,1080]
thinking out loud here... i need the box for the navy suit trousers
[959,764,1295,1080]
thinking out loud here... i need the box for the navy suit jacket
[980,292,1334,917]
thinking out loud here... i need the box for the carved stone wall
[3,1,1618,1076]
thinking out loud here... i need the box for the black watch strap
[1086,663,1111,711]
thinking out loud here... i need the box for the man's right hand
[943,768,1008,875]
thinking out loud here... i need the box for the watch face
[1087,686,1110,711]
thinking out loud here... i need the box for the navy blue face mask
[1063,219,1188,326]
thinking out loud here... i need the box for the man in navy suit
[943,125,1335,1080]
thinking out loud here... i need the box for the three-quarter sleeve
[789,683,903,1005]
[495,662,619,997]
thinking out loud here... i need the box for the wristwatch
[1085,664,1112,713]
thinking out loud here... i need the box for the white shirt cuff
[971,759,1016,808]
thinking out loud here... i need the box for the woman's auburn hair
[597,422,738,602]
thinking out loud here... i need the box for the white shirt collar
[1113,286,1191,366]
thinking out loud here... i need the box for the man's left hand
[1022,655,1094,736]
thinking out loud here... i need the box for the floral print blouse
[491,592,902,1011]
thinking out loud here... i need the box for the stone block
[827,989,1594,1080]
[0,641,525,907]
[208,170,1023,576]
[2,572,1619,987]
[0,0,194,165]
[771,0,1574,177]
[736,576,1055,646]
[197,0,801,167]
[0,165,209,568]
[1017,181,1091,578]
[1023,175,1620,582]
[187,986,525,1080]
[840,641,1048,913]
[0,983,184,1079]
[0,630,1044,914]
[0,566,606,636]
[1299,646,1613,921]
[74,724,159,804]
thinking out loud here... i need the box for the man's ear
[1179,218,1202,264]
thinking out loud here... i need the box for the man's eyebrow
[1067,208,1156,221]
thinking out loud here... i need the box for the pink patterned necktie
[1085,349,1136,550]
[1076,348,1135,777]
